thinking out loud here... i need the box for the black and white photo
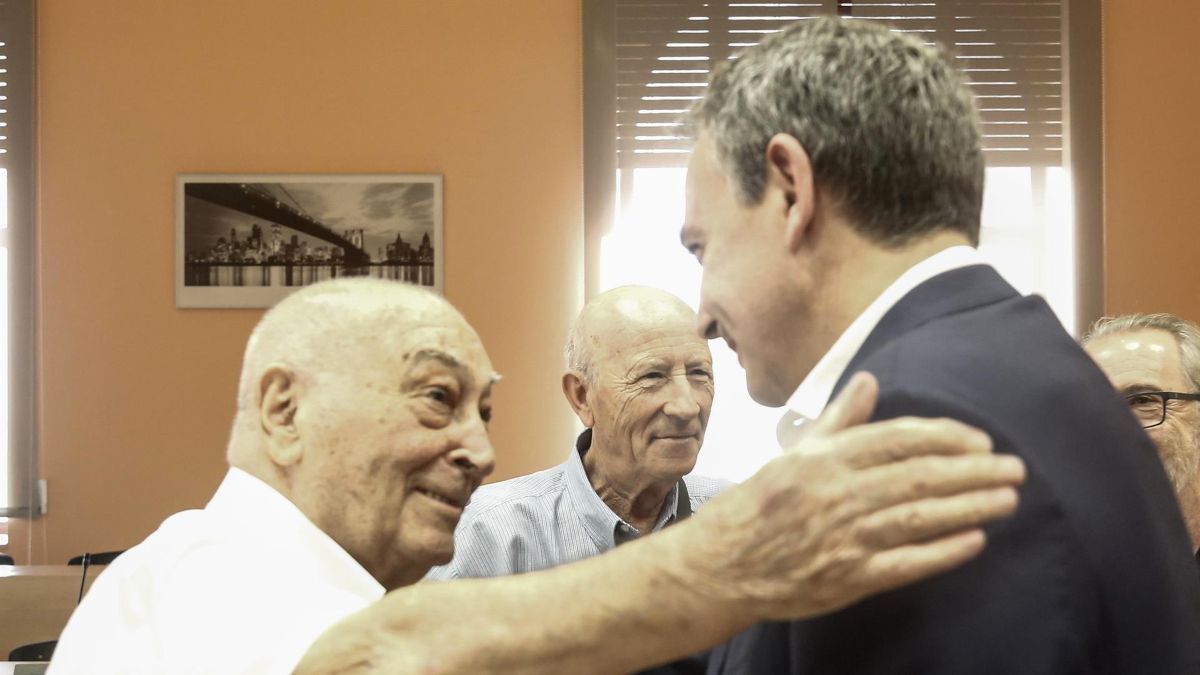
[176,173,443,308]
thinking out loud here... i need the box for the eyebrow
[407,350,503,391]
[481,374,502,400]
[408,349,466,373]
[1118,383,1162,396]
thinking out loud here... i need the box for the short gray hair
[563,316,594,384]
[1083,313,1200,392]
[688,16,984,246]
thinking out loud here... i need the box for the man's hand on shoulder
[677,371,1026,622]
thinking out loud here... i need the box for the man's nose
[696,309,720,340]
[663,376,702,419]
[451,419,496,480]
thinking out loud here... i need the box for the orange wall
[10,0,583,563]
[14,0,1198,563]
[1103,0,1200,318]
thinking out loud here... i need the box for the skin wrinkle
[227,278,498,591]
[564,286,714,536]
[1085,329,1200,490]
[1084,324,1200,550]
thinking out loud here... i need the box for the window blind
[0,0,38,518]
[614,1,1063,170]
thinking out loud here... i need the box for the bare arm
[295,373,1025,674]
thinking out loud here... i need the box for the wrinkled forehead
[387,309,494,374]
[592,313,711,371]
[1087,329,1187,389]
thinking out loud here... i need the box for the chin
[400,532,456,569]
[426,541,456,567]
[746,375,789,408]
[648,451,699,480]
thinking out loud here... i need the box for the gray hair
[563,316,594,384]
[563,286,699,385]
[688,16,985,246]
[1083,313,1200,392]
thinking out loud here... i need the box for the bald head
[235,278,454,419]
[227,277,498,588]
[565,286,704,383]
[561,286,714,489]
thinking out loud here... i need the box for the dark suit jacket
[708,265,1200,674]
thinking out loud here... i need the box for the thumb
[802,371,879,441]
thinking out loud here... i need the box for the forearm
[295,522,751,674]
[295,376,1028,673]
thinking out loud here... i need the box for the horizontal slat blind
[615,1,1062,169]
[0,0,36,518]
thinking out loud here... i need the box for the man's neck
[808,228,974,354]
[582,443,676,535]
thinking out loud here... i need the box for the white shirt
[777,246,986,450]
[48,468,384,675]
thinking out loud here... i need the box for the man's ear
[764,133,816,254]
[258,364,303,467]
[561,371,595,428]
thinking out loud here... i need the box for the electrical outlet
[38,479,47,515]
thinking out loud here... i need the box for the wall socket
[38,479,47,515]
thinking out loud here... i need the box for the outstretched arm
[295,372,1025,674]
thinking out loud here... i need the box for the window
[0,0,38,522]
[584,0,1101,480]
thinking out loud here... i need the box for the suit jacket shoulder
[712,265,1200,675]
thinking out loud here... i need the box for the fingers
[854,454,1026,511]
[799,371,878,444]
[855,487,1019,549]
[827,416,996,469]
[857,529,988,598]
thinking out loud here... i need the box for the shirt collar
[563,430,680,548]
[208,467,384,598]
[778,246,985,448]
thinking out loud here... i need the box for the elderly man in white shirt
[49,277,1026,674]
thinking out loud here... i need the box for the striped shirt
[427,433,731,579]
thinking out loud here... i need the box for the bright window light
[600,162,1075,482]
[601,168,782,481]
[0,169,7,508]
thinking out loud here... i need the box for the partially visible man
[1083,312,1200,561]
[430,286,730,580]
[50,278,1027,674]
[680,16,1200,674]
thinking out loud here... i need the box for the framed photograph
[176,173,443,308]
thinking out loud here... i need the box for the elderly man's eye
[689,368,712,380]
[425,386,456,407]
[1127,394,1160,410]
[640,372,666,382]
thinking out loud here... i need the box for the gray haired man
[681,15,1200,674]
[1083,312,1200,561]
[430,286,729,582]
[51,278,1029,674]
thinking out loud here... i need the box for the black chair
[0,553,14,565]
[8,639,56,661]
[67,550,124,566]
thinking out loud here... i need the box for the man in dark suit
[680,16,1200,674]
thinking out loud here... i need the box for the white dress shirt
[777,246,987,450]
[48,468,384,675]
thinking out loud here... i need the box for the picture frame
[176,173,443,308]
